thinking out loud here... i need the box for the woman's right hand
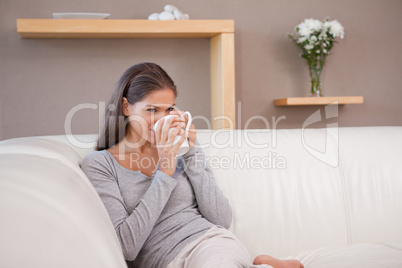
[153,116,187,177]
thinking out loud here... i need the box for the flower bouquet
[288,18,344,96]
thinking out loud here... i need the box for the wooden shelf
[274,96,364,106]
[17,19,234,38]
[16,19,236,129]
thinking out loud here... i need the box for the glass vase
[310,79,322,97]
[309,64,323,97]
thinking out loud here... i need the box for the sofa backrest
[198,128,348,258]
[1,126,401,262]
[198,127,402,258]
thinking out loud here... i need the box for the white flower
[304,18,323,32]
[297,22,312,37]
[297,36,307,43]
[329,20,344,39]
[289,17,344,62]
[323,21,331,30]
[304,44,314,50]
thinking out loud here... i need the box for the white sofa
[0,126,401,268]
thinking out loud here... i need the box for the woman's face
[123,88,176,146]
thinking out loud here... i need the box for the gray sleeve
[182,145,232,229]
[80,152,177,261]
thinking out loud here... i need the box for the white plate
[52,13,110,19]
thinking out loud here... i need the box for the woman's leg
[168,226,303,268]
[168,226,257,268]
[183,228,253,267]
[253,255,304,268]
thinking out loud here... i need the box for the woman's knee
[253,255,266,265]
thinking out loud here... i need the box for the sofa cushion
[42,134,98,160]
[0,136,82,167]
[334,127,402,244]
[197,129,348,259]
[0,154,126,268]
[286,242,402,267]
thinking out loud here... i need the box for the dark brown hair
[96,62,177,151]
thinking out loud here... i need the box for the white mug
[153,111,192,156]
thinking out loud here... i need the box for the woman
[80,62,303,268]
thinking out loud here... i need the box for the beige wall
[1,0,401,140]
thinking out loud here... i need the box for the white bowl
[52,13,110,19]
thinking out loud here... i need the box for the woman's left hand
[170,110,196,148]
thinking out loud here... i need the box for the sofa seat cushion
[286,242,402,268]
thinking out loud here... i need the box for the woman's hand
[169,110,197,148]
[153,116,187,177]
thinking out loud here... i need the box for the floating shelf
[16,19,234,38]
[274,96,364,106]
[16,19,236,129]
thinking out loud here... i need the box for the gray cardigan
[80,144,232,268]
